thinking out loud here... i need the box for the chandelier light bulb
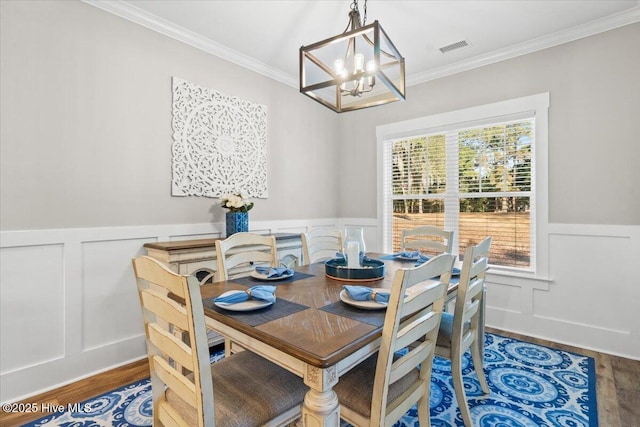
[354,53,365,72]
[340,69,348,90]
[366,59,376,74]
[334,59,345,75]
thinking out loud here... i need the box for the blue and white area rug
[24,334,597,427]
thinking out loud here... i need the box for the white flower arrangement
[220,192,254,213]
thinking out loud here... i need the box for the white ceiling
[87,0,640,87]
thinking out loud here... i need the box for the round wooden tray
[325,258,385,281]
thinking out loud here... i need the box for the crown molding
[84,1,639,89]
[407,5,640,86]
[82,0,298,88]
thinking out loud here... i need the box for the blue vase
[226,211,249,236]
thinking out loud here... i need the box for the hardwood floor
[1,329,638,427]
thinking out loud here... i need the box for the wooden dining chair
[435,236,492,427]
[401,225,454,256]
[132,256,306,427]
[215,232,279,354]
[333,253,455,427]
[215,232,278,281]
[301,227,343,265]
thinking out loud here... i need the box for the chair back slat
[469,257,488,278]
[223,251,273,271]
[140,288,190,331]
[301,228,343,265]
[401,280,448,317]
[134,259,186,298]
[158,400,184,427]
[462,299,480,324]
[153,355,198,408]
[465,279,484,306]
[389,339,434,384]
[404,239,448,253]
[385,385,422,424]
[216,233,278,281]
[395,309,439,350]
[309,240,341,254]
[401,226,454,255]
[147,323,194,371]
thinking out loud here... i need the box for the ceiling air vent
[439,40,469,54]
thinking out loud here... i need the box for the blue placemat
[203,297,309,326]
[319,301,387,327]
[230,271,315,287]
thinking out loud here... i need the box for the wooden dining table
[198,253,467,427]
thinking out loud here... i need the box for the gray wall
[2,1,638,231]
[0,0,340,231]
[337,23,640,225]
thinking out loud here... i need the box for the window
[377,93,549,275]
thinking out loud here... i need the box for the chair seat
[333,353,420,418]
[166,350,306,426]
[436,312,470,348]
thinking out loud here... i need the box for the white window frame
[376,93,550,279]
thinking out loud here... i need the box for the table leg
[301,365,340,427]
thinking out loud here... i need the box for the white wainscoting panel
[81,238,151,351]
[1,244,65,374]
[541,233,633,332]
[485,282,522,316]
[484,224,639,360]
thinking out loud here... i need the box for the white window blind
[382,118,535,270]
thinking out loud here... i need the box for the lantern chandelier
[299,0,405,113]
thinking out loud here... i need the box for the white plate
[214,291,274,311]
[250,270,294,281]
[340,289,388,310]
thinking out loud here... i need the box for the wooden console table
[143,232,302,277]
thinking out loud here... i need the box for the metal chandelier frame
[299,0,405,113]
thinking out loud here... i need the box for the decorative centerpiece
[343,226,366,268]
[325,226,384,281]
[325,258,385,282]
[220,193,254,236]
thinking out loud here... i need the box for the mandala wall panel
[171,77,268,198]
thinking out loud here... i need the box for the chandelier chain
[348,0,367,26]
[363,0,367,25]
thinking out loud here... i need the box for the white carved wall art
[171,77,268,197]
